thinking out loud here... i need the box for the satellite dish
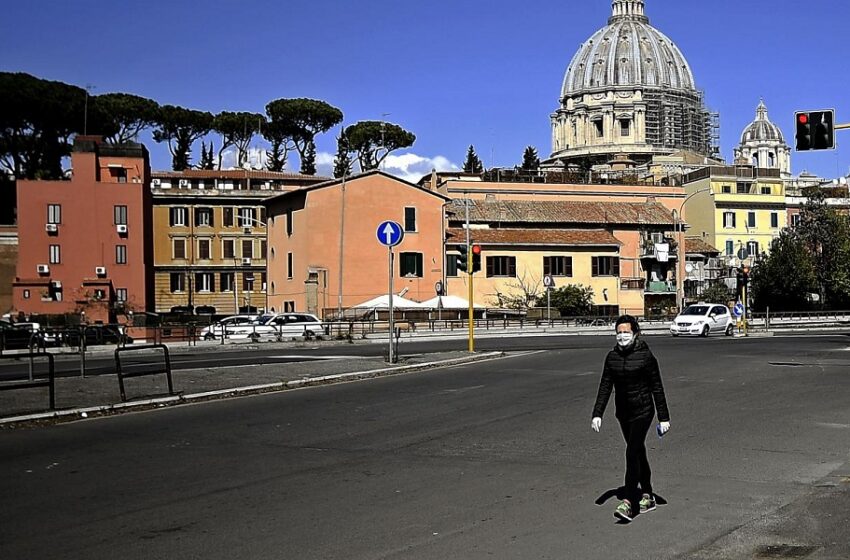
[685,263,694,273]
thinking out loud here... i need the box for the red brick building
[12,137,153,323]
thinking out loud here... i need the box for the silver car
[200,315,259,340]
[229,313,325,340]
[670,304,734,337]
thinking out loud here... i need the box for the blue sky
[2,0,848,181]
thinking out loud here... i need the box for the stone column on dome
[635,107,646,143]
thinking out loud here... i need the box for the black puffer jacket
[592,338,670,423]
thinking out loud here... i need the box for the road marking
[440,384,486,394]
[815,422,850,429]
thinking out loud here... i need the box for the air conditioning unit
[45,223,59,233]
[95,266,107,277]
[651,232,664,243]
[116,224,128,234]
[37,264,50,274]
[51,280,62,289]
[241,258,252,266]
[151,178,162,187]
[178,179,190,188]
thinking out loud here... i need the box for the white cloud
[314,151,460,183]
[218,146,280,170]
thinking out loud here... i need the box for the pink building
[264,171,450,316]
[12,137,153,323]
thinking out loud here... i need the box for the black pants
[618,416,653,508]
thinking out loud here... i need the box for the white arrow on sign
[383,223,397,245]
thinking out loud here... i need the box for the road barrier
[114,344,174,402]
[0,353,56,410]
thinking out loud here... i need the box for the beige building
[151,169,324,314]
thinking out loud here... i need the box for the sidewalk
[0,348,503,427]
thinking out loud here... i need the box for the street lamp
[674,187,713,310]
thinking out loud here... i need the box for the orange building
[264,171,450,316]
[13,137,152,323]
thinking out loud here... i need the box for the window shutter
[508,257,516,277]
[592,257,599,276]
[417,253,423,276]
[613,258,620,277]
[543,257,550,276]
[486,257,493,277]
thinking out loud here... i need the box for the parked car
[670,304,734,337]
[199,315,259,340]
[63,324,133,347]
[228,313,326,340]
[0,321,44,350]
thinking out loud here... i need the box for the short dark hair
[614,314,640,334]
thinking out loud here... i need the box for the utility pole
[466,197,474,352]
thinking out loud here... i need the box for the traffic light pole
[465,198,474,353]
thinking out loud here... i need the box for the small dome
[740,100,784,143]
[561,0,696,96]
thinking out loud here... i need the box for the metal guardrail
[114,344,174,403]
[0,353,56,410]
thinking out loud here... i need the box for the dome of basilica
[562,1,695,97]
[740,100,784,143]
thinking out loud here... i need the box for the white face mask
[616,332,634,347]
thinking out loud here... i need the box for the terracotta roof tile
[152,169,328,182]
[446,228,621,247]
[448,199,675,226]
[685,237,720,255]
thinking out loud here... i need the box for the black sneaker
[614,500,633,522]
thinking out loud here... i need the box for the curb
[0,351,504,427]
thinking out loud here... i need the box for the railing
[646,281,676,293]
[0,353,56,410]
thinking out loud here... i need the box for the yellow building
[682,165,785,263]
[151,170,324,315]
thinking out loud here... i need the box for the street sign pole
[388,245,395,363]
[465,197,474,353]
[547,288,551,325]
[743,284,748,337]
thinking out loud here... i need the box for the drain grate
[768,362,805,367]
[755,544,819,558]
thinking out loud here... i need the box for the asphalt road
[2,334,850,559]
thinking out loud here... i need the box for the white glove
[591,417,602,432]
[658,421,671,435]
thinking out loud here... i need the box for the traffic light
[795,110,835,151]
[471,244,482,273]
[457,244,469,273]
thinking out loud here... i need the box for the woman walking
[591,315,670,522]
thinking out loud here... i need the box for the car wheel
[701,325,710,338]
[204,333,215,341]
[671,332,679,337]
[725,324,734,336]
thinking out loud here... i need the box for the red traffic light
[798,113,808,124]
[471,244,481,255]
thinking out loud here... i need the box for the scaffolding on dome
[642,89,719,159]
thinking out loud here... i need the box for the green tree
[344,120,416,171]
[699,282,733,305]
[198,141,215,170]
[262,119,296,172]
[521,145,540,171]
[0,72,85,179]
[152,105,213,171]
[751,229,818,311]
[212,111,265,169]
[265,98,343,170]
[300,140,317,175]
[540,284,594,316]
[463,145,483,173]
[88,92,160,144]
[333,132,353,178]
[795,191,850,308]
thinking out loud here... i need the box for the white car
[200,315,258,340]
[670,303,734,337]
[228,313,326,340]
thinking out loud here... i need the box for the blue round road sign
[376,220,404,247]
[733,302,744,317]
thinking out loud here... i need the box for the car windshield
[681,305,710,316]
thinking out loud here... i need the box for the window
[721,185,732,194]
[771,212,779,228]
[284,301,295,313]
[47,204,61,224]
[747,241,759,258]
[260,240,267,259]
[223,207,235,227]
[195,272,214,293]
[169,207,188,226]
[113,205,127,225]
[173,239,186,260]
[222,239,235,259]
[446,254,460,277]
[723,212,736,228]
[242,239,253,259]
[287,252,293,279]
[110,167,127,183]
[486,256,516,278]
[49,245,60,264]
[170,273,185,293]
[747,212,756,228]
[768,153,775,167]
[242,272,255,292]
[593,119,604,138]
[791,213,802,227]
[400,252,424,277]
[760,186,772,195]
[116,288,128,303]
[23,289,30,299]
[726,240,734,256]
[619,119,630,136]
[543,256,573,277]
[286,208,293,236]
[195,207,214,227]
[259,207,266,225]
[220,272,234,292]
[115,245,127,264]
[404,207,417,232]
[198,239,211,260]
[261,272,267,291]
[737,184,749,194]
[238,207,256,228]
[591,256,620,277]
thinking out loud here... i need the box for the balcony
[640,237,678,261]
[646,281,676,294]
